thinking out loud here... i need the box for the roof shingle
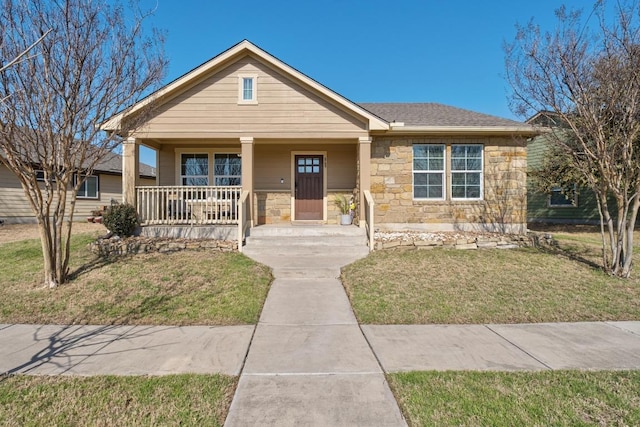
[357,103,525,128]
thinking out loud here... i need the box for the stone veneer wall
[254,190,355,224]
[255,191,291,224]
[370,136,527,233]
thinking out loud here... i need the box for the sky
[138,0,596,165]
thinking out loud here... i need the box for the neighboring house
[526,112,600,224]
[0,152,155,224]
[101,40,537,246]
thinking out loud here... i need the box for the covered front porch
[121,137,375,251]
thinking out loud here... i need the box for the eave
[377,125,542,137]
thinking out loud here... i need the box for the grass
[342,231,640,324]
[389,370,640,426]
[0,233,272,325]
[0,374,236,426]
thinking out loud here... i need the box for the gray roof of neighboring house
[357,103,526,127]
[95,151,155,178]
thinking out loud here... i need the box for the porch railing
[363,190,375,251]
[136,186,242,226]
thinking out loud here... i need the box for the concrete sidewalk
[3,321,640,377]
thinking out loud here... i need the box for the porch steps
[242,225,369,277]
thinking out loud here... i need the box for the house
[526,112,600,224]
[0,151,155,224]
[101,40,537,248]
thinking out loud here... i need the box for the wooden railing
[136,186,242,226]
[363,190,375,251]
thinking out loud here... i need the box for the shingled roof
[358,103,525,128]
[94,151,155,178]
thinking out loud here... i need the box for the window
[413,145,445,199]
[238,74,258,104]
[214,154,241,186]
[181,153,209,186]
[75,174,99,199]
[549,186,577,207]
[451,145,483,199]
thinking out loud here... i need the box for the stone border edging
[89,236,238,256]
[374,231,556,251]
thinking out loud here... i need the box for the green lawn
[0,233,272,325]
[342,246,640,324]
[0,374,236,426]
[389,370,640,427]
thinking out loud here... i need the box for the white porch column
[240,137,254,226]
[358,137,372,228]
[122,137,139,206]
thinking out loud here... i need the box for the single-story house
[526,112,600,224]
[101,40,537,247]
[0,152,155,224]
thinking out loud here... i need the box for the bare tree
[0,0,166,287]
[505,0,640,277]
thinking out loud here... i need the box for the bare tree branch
[0,0,166,287]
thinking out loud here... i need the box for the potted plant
[335,195,353,225]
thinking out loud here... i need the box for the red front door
[295,155,323,220]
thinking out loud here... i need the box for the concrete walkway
[2,225,640,425]
[225,225,405,426]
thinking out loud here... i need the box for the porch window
[413,144,445,199]
[451,145,483,199]
[181,153,209,186]
[74,174,99,199]
[214,154,241,186]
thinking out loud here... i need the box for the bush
[103,203,139,237]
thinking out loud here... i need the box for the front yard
[342,229,640,324]
[3,224,640,426]
[0,227,272,325]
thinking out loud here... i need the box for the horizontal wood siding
[138,55,368,138]
[527,136,600,223]
[0,166,154,223]
[254,143,356,191]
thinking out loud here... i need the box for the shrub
[103,203,139,237]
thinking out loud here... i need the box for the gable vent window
[238,74,258,104]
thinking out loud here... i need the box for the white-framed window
[74,174,99,199]
[451,144,483,200]
[549,185,577,207]
[413,144,445,199]
[214,154,241,186]
[238,74,258,104]
[180,153,209,186]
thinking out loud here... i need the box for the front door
[295,155,323,220]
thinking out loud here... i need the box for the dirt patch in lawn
[0,222,107,245]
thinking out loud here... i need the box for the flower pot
[340,214,352,225]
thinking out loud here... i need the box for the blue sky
[138,0,593,165]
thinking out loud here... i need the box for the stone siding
[255,191,291,224]
[370,136,527,233]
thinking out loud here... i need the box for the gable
[132,54,371,139]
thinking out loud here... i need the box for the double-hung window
[181,153,209,186]
[75,174,99,199]
[214,154,241,186]
[451,145,483,199]
[413,145,445,199]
